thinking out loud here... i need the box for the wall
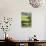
[44,16,46,40]
[0,0,46,40]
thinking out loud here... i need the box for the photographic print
[21,12,32,27]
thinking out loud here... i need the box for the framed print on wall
[21,12,32,27]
